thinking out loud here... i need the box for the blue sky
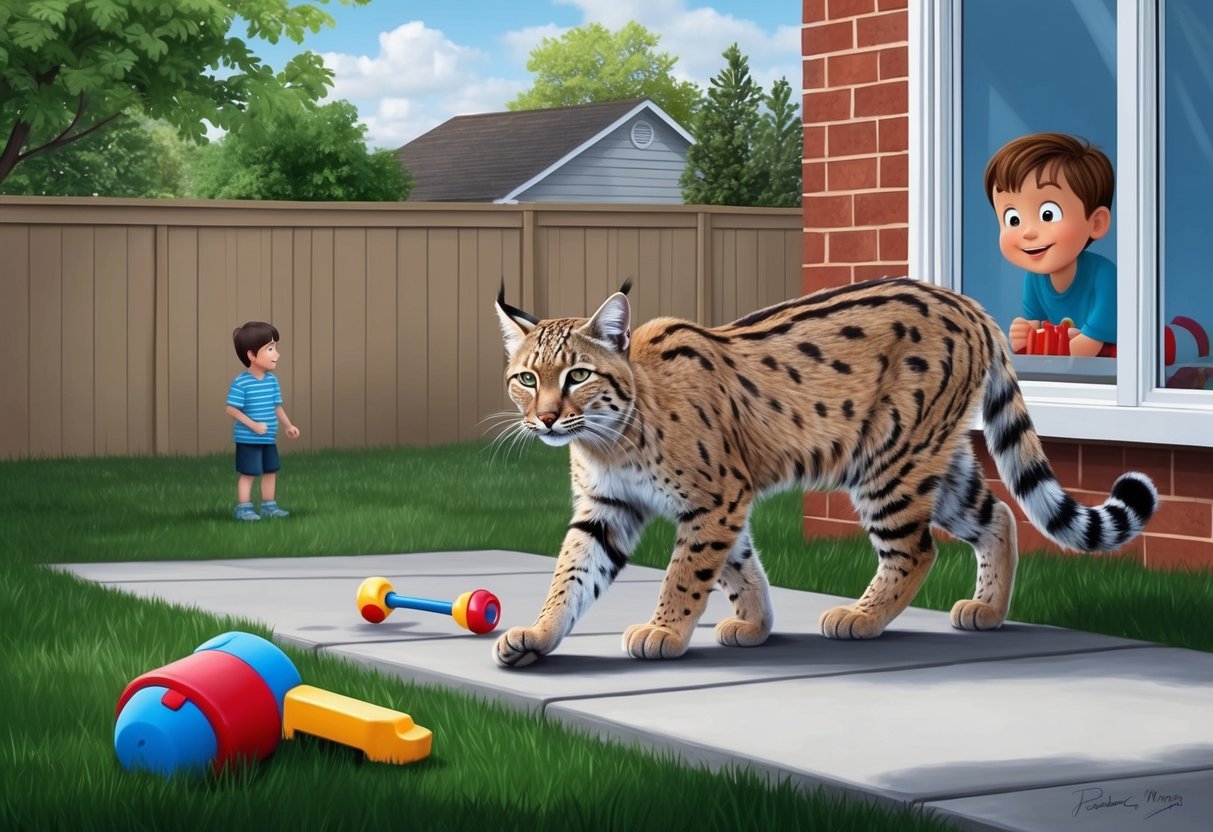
[247,0,801,149]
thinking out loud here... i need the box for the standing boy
[984,132,1116,357]
[226,321,301,521]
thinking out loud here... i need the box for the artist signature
[1072,786,1185,821]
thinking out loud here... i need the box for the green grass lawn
[2,441,1210,830]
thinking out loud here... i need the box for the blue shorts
[235,443,281,476]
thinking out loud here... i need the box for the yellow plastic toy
[283,685,432,764]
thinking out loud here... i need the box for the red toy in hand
[1020,319,1074,356]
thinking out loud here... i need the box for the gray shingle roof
[395,99,651,202]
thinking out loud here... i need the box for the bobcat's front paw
[714,616,770,647]
[622,623,689,659]
[950,599,1006,631]
[819,605,885,640]
[494,625,556,668]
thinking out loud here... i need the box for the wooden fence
[0,198,803,459]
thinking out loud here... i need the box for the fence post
[521,207,536,316]
[154,225,169,456]
[696,209,711,325]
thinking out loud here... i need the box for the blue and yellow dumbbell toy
[357,577,501,634]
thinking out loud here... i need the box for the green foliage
[0,0,368,184]
[192,100,411,201]
[681,46,803,207]
[753,78,803,208]
[509,21,700,129]
[0,113,194,197]
[680,44,763,205]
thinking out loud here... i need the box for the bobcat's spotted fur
[492,277,1158,667]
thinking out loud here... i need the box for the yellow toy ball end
[357,577,393,624]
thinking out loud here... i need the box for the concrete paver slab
[55,551,1145,662]
[547,649,1213,805]
[925,770,1211,831]
[326,579,1149,712]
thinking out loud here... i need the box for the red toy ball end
[464,590,502,634]
[360,605,386,624]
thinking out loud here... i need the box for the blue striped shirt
[227,371,282,444]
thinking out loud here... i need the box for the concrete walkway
[57,550,1212,832]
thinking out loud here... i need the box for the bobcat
[492,277,1157,667]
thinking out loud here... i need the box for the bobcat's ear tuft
[496,280,538,356]
[618,277,633,296]
[579,292,631,353]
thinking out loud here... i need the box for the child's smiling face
[249,341,280,373]
[992,169,1111,275]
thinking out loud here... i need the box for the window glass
[1161,0,1213,391]
[961,0,1117,383]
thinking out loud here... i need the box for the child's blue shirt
[227,371,282,444]
[1021,250,1117,344]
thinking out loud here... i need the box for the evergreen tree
[753,78,803,208]
[680,44,763,206]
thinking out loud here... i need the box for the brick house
[801,0,1213,570]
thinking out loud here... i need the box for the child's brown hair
[233,321,279,367]
[984,132,1114,218]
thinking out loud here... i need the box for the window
[909,0,1213,446]
[1161,0,1213,391]
[960,0,1117,385]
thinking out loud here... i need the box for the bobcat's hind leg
[714,523,774,647]
[820,480,939,640]
[932,446,1018,630]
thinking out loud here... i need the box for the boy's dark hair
[984,132,1115,218]
[233,321,279,367]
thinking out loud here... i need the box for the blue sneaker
[233,502,260,521]
[260,500,290,519]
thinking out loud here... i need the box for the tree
[752,78,802,208]
[509,22,700,129]
[0,114,193,197]
[680,44,763,206]
[0,0,366,185]
[192,100,411,201]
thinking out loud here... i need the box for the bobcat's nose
[537,412,558,428]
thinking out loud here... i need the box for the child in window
[985,132,1116,358]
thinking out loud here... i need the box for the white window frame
[910,0,1213,447]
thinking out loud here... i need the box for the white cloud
[358,76,527,150]
[321,21,490,100]
[502,23,569,64]
[320,21,526,147]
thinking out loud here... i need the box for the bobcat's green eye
[517,372,537,387]
[568,368,591,383]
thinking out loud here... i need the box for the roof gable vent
[630,120,654,149]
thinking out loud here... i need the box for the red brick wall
[802,0,908,290]
[800,0,1213,572]
[804,434,1213,571]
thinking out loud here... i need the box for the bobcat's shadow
[519,627,1037,677]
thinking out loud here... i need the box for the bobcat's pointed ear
[578,291,631,352]
[496,280,538,356]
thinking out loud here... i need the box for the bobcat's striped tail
[980,328,1158,552]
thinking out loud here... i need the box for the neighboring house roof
[395,99,694,203]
